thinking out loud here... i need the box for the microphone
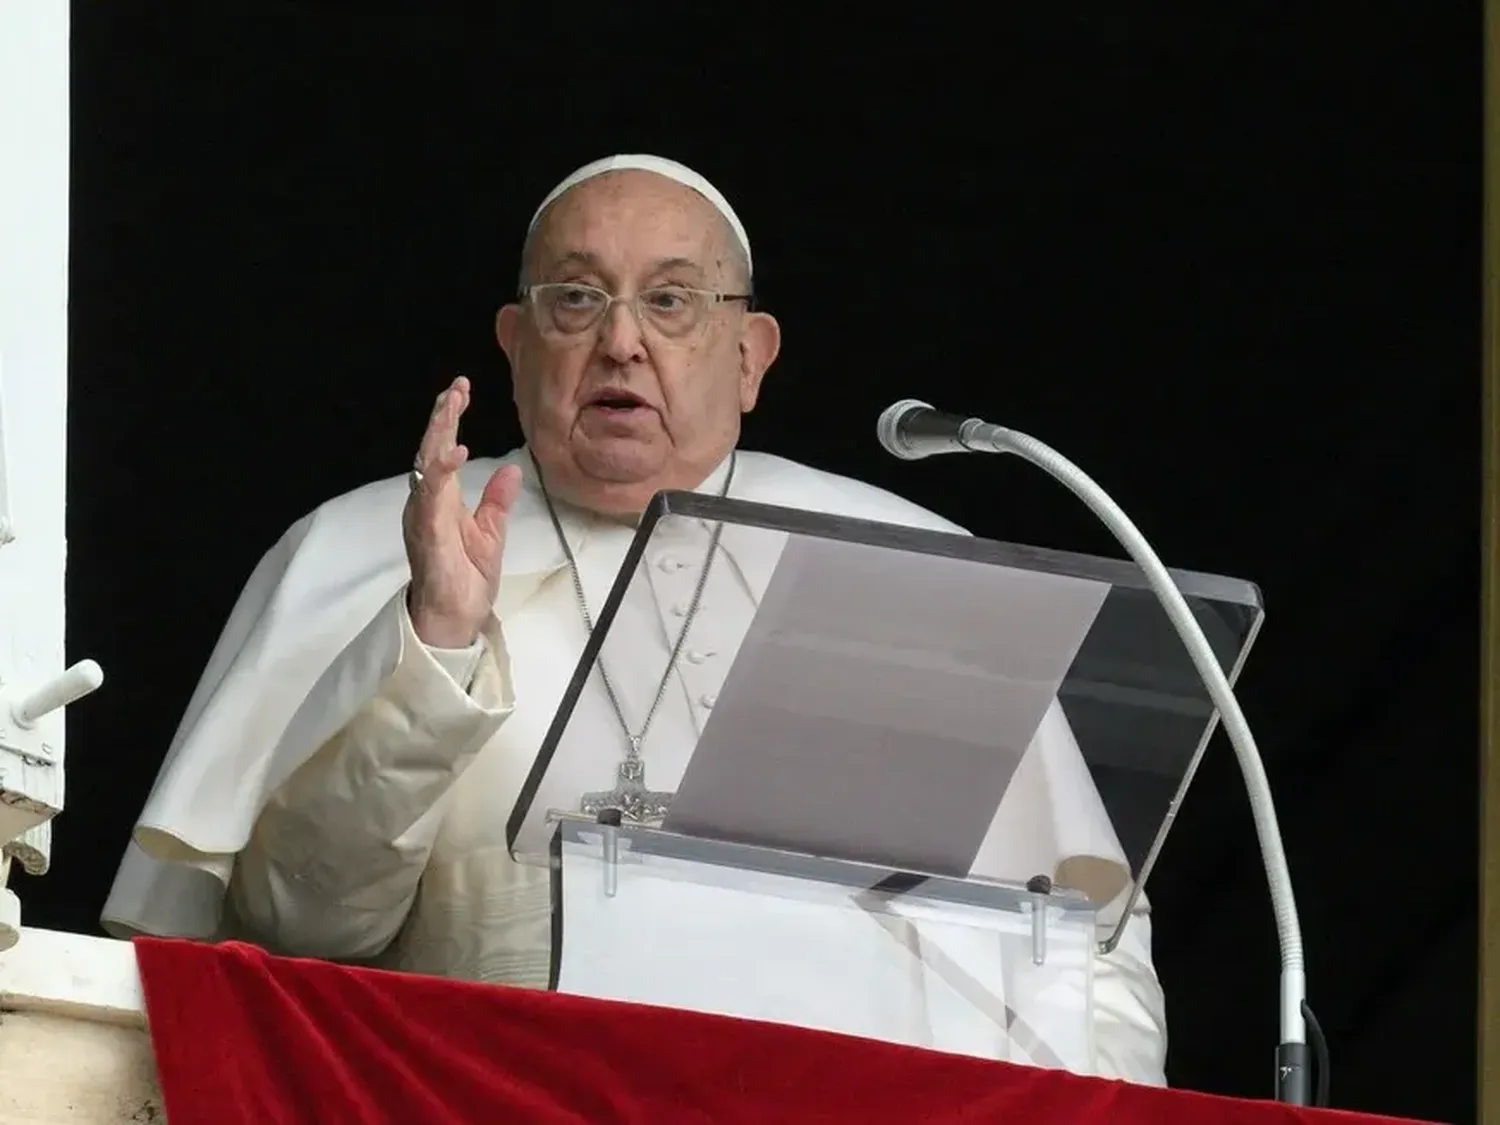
[879,399,1316,1107]
[876,399,1013,460]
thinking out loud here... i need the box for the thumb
[473,463,523,540]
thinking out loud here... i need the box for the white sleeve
[1090,911,1169,1085]
[424,634,488,691]
[227,596,513,962]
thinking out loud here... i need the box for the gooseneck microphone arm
[878,400,1310,1106]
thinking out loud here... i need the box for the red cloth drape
[133,937,1437,1125]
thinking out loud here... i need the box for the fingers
[414,377,471,480]
[472,463,522,540]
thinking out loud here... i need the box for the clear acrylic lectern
[506,491,1263,1074]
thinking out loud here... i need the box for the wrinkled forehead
[528,171,737,283]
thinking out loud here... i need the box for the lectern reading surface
[506,490,1263,1070]
[508,491,1262,894]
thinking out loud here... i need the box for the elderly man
[104,155,1167,1083]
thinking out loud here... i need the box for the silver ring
[408,468,425,493]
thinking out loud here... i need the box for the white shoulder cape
[102,448,964,939]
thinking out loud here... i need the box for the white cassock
[101,447,1167,1084]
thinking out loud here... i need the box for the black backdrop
[33,8,1479,1122]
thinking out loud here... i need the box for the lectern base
[547,818,1102,1075]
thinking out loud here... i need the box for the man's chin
[540,440,668,515]
[571,440,663,486]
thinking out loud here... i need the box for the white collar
[496,450,741,612]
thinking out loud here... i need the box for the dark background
[31,7,1479,1122]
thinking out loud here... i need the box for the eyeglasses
[521,282,752,340]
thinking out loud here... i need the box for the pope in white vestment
[102,155,1168,1084]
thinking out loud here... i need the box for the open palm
[402,376,522,648]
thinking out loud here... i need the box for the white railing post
[0,2,92,951]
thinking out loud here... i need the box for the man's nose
[597,299,647,364]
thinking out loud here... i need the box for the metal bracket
[0,661,104,866]
[596,808,623,898]
[1025,874,1055,966]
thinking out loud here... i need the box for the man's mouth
[585,390,652,413]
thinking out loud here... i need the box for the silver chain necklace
[532,450,737,823]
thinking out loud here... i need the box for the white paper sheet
[665,533,1111,876]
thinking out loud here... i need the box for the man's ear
[737,311,781,412]
[495,304,521,368]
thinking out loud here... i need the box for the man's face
[496,171,780,516]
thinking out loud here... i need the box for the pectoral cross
[580,756,673,824]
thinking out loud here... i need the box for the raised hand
[402,376,522,648]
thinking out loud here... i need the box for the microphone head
[877,399,934,460]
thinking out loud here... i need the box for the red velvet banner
[133,938,1437,1125]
